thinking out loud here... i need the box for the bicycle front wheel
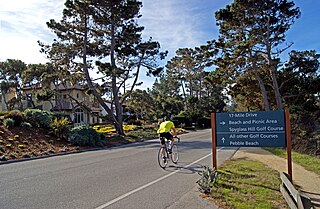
[170,144,179,164]
[157,147,168,169]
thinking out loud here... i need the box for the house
[0,82,105,126]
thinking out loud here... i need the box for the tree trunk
[270,67,283,109]
[189,79,193,97]
[181,80,187,110]
[81,14,123,134]
[254,71,270,110]
[110,23,124,135]
[265,24,283,110]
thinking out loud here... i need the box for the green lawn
[210,159,288,209]
[264,148,320,176]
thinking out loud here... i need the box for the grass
[210,159,288,209]
[264,148,320,176]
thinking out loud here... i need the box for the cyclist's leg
[162,133,174,154]
[166,133,174,148]
[159,135,166,158]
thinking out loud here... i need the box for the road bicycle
[157,136,180,169]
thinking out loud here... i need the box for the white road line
[94,147,224,209]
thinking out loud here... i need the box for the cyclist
[157,119,177,154]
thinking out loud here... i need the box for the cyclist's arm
[172,127,177,137]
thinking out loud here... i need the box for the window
[74,108,84,124]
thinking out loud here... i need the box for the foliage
[93,124,136,133]
[149,76,184,119]
[68,125,106,147]
[0,59,27,111]
[36,88,55,103]
[172,115,188,127]
[279,50,320,111]
[3,118,15,128]
[23,109,53,128]
[0,111,7,117]
[125,89,157,122]
[126,126,158,139]
[20,122,32,129]
[123,125,136,131]
[196,166,218,194]
[196,117,211,128]
[51,117,71,139]
[93,125,116,133]
[214,0,301,110]
[22,63,57,87]
[4,110,24,127]
[166,42,217,101]
[52,112,73,122]
[43,0,167,135]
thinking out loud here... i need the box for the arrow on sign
[222,137,225,143]
[220,121,226,125]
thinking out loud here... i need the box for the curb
[0,147,103,166]
[0,138,158,166]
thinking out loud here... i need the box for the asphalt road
[0,129,237,209]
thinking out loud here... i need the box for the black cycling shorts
[159,132,173,145]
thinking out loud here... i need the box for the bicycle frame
[158,137,179,169]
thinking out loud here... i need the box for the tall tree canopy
[214,0,300,110]
[0,59,27,110]
[42,0,166,134]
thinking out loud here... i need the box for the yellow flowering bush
[92,125,137,133]
[123,125,136,131]
[93,125,116,133]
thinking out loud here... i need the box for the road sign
[215,110,286,147]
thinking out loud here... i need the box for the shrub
[20,122,32,129]
[23,109,53,128]
[52,112,73,124]
[51,117,71,139]
[127,119,143,126]
[93,125,116,133]
[196,166,218,194]
[68,125,106,147]
[3,118,15,128]
[0,111,7,117]
[196,117,211,128]
[4,110,23,127]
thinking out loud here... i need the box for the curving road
[0,129,237,209]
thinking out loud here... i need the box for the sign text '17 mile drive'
[215,110,286,147]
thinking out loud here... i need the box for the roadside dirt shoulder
[232,147,320,208]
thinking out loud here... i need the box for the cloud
[139,0,218,60]
[0,0,63,63]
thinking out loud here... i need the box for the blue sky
[0,0,319,89]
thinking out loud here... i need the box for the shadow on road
[160,162,205,175]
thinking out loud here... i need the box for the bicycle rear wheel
[170,144,179,164]
[157,147,168,169]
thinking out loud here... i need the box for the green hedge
[68,125,106,147]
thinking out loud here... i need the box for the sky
[0,0,319,89]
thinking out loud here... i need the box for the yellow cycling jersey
[157,121,175,134]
